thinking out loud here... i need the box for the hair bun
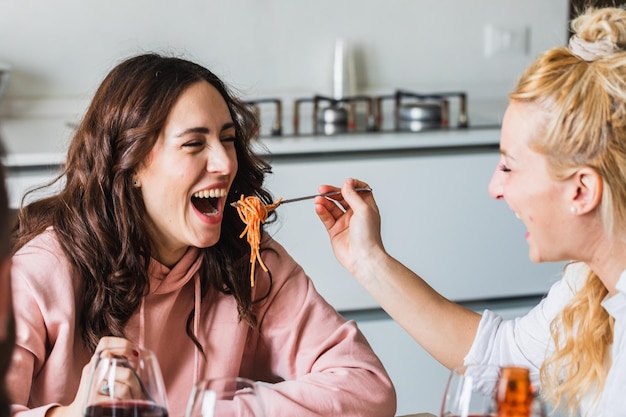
[569,7,626,61]
[568,34,619,61]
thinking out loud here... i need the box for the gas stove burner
[374,90,468,133]
[251,88,471,136]
[294,94,375,136]
[245,98,282,136]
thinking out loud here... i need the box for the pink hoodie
[7,228,396,417]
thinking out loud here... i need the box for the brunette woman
[7,54,395,417]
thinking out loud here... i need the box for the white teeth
[193,188,228,199]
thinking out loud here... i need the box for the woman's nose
[488,168,504,200]
[206,144,235,173]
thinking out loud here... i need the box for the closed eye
[182,140,204,148]
[499,163,511,172]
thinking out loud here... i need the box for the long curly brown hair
[12,53,275,352]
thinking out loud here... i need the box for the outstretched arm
[315,178,482,369]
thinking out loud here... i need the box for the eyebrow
[499,148,517,162]
[175,122,236,137]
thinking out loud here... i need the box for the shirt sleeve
[7,231,86,417]
[247,237,397,417]
[464,263,584,378]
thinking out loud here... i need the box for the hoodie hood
[147,247,202,294]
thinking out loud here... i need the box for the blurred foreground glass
[83,345,168,417]
[440,364,546,417]
[440,364,501,417]
[185,377,265,417]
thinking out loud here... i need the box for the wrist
[351,245,390,286]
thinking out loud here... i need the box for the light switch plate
[484,24,530,57]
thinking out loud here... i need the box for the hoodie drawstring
[193,273,201,384]
[139,298,146,348]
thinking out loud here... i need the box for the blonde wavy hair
[509,6,626,414]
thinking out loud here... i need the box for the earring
[133,179,139,187]
[570,206,577,214]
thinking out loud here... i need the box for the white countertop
[0,115,501,168]
[255,126,501,156]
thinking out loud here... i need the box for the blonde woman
[315,6,626,417]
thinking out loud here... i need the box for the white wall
[0,0,569,114]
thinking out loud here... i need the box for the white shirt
[464,263,626,417]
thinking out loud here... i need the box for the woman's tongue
[192,196,218,215]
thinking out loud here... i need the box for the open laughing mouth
[191,188,228,216]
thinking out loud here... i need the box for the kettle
[331,38,356,99]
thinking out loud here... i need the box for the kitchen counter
[0,117,72,167]
[255,126,501,156]
[0,115,501,167]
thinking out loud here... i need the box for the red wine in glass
[83,347,168,417]
[84,401,168,417]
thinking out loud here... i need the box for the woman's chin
[527,244,544,264]
[194,230,221,249]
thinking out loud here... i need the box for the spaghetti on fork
[234,195,283,287]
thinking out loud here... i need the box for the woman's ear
[570,167,603,215]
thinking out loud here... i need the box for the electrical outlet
[484,24,530,57]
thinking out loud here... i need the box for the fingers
[315,199,339,231]
[90,343,146,402]
[96,337,139,359]
[90,337,145,400]
[316,178,374,214]
[344,178,371,197]
[96,369,142,400]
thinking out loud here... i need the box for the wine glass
[83,345,169,417]
[440,364,501,417]
[184,377,265,417]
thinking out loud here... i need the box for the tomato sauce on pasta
[234,195,282,287]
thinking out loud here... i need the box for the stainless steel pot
[317,105,349,135]
[398,102,442,122]
[318,106,348,124]
[397,102,443,132]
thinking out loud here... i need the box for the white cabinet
[352,301,538,415]
[263,146,564,311]
[262,143,566,415]
[5,165,63,208]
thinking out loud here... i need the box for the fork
[230,187,372,209]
